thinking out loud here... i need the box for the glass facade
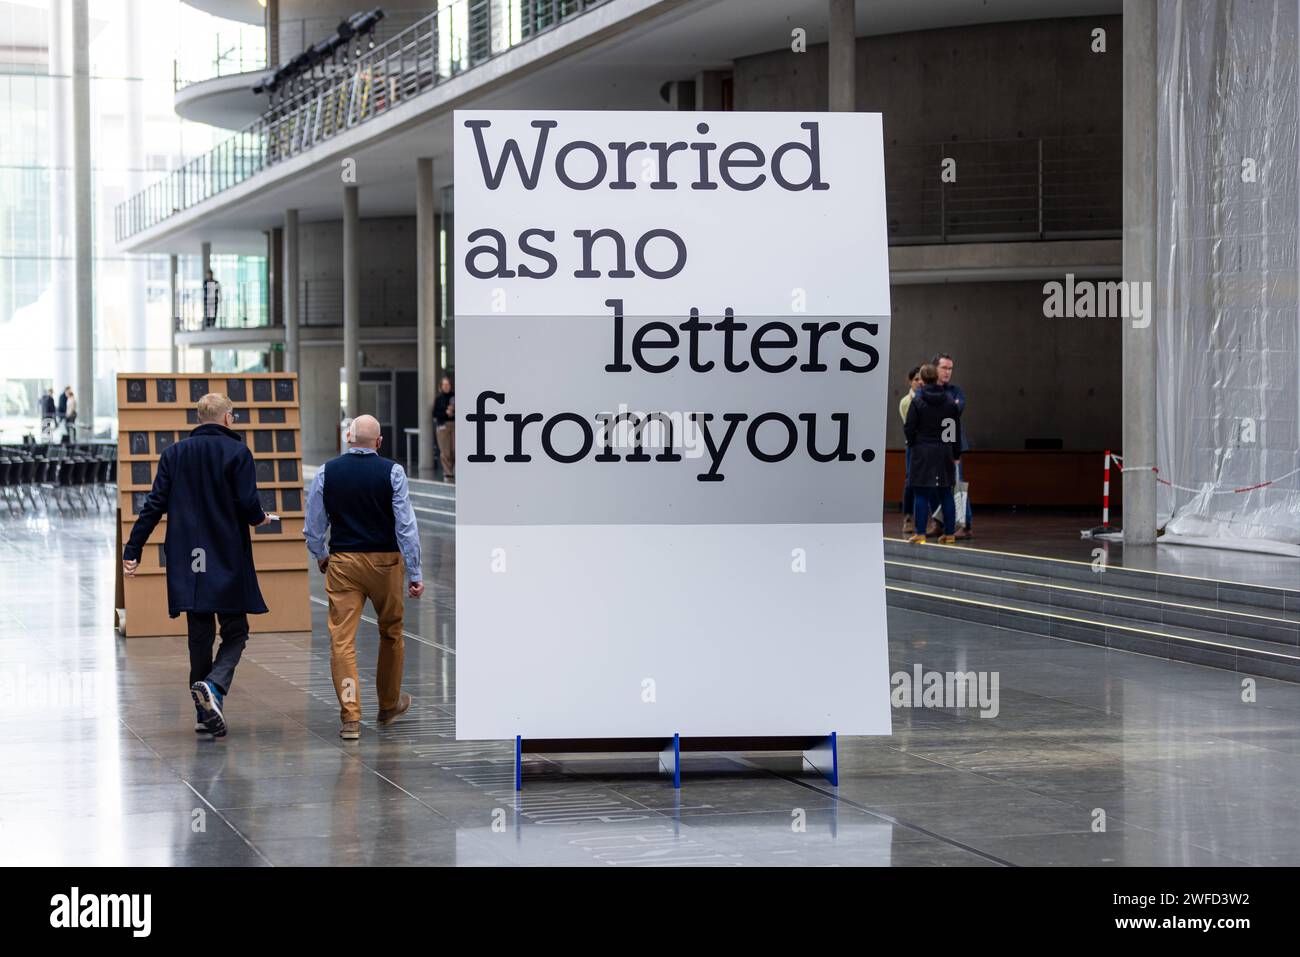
[0,0,257,441]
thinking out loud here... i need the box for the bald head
[196,393,233,423]
[350,414,382,449]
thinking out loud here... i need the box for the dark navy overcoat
[903,384,964,489]
[122,423,268,617]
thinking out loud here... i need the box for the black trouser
[186,612,249,695]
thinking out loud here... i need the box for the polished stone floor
[2,495,1298,867]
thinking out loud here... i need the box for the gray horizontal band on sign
[454,313,891,526]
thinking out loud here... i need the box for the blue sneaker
[194,705,208,733]
[190,680,227,737]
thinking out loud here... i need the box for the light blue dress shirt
[305,447,422,583]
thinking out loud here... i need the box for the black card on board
[280,488,302,512]
[258,489,276,512]
[131,461,151,485]
[189,379,209,402]
[154,432,174,453]
[259,407,286,424]
[255,460,275,483]
[253,431,273,453]
[252,380,272,402]
[278,459,298,482]
[275,379,295,402]
[126,379,147,403]
[156,379,177,403]
[129,432,149,455]
[275,430,296,452]
[225,378,247,401]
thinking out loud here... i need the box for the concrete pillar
[827,0,855,112]
[168,254,179,372]
[695,70,727,111]
[342,185,360,418]
[416,158,440,477]
[1122,0,1158,544]
[266,0,280,66]
[71,0,94,434]
[123,0,146,373]
[48,0,74,395]
[283,208,300,374]
[200,241,213,373]
[268,226,283,328]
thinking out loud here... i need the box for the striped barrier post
[1102,450,1112,529]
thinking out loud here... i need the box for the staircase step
[884,537,1300,616]
[883,537,1300,683]
[886,583,1300,683]
[886,558,1300,648]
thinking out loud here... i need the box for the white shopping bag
[931,481,969,529]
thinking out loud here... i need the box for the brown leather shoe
[378,692,412,726]
[339,721,360,740]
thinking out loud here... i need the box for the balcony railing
[119,0,610,242]
[174,29,267,90]
[172,13,437,91]
[885,135,1121,243]
[174,281,269,332]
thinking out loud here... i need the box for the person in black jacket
[432,375,455,481]
[122,393,274,736]
[903,363,963,544]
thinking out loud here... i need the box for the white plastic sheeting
[1156,0,1300,553]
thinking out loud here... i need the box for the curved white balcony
[181,0,265,25]
[175,70,271,129]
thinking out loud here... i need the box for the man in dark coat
[933,352,973,538]
[904,363,963,544]
[122,393,272,736]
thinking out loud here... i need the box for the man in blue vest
[305,414,424,740]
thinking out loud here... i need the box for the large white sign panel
[454,110,892,740]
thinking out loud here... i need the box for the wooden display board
[115,373,312,637]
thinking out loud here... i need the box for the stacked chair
[0,442,117,516]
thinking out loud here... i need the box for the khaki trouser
[436,422,455,477]
[325,551,404,723]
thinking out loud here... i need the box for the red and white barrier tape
[1106,452,1300,496]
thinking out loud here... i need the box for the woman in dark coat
[903,363,963,543]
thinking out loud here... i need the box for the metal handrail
[884,135,1120,244]
[174,29,267,90]
[118,0,610,242]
